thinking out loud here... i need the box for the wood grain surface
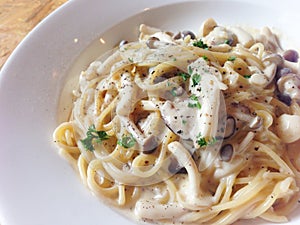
[0,0,68,68]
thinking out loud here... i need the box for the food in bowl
[53,18,300,224]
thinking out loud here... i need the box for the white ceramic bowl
[0,0,299,225]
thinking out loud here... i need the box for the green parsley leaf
[117,134,136,148]
[188,101,202,109]
[188,66,193,75]
[227,56,236,61]
[177,72,190,81]
[197,137,207,147]
[128,57,134,63]
[244,75,251,79]
[192,73,201,86]
[80,125,110,151]
[193,39,208,49]
[189,94,198,101]
[224,39,230,45]
[202,55,208,61]
[189,94,201,109]
[196,133,217,147]
[80,137,94,152]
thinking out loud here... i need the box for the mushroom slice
[276,114,300,143]
[277,73,300,101]
[220,144,234,162]
[263,53,284,67]
[203,26,234,46]
[228,26,254,48]
[200,18,218,37]
[249,62,277,88]
[224,116,236,139]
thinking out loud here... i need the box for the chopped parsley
[192,73,201,86]
[202,55,208,61]
[244,75,251,79]
[188,102,202,109]
[128,57,134,63]
[188,66,193,75]
[224,39,230,45]
[193,39,208,49]
[188,94,202,109]
[117,134,136,148]
[227,56,237,61]
[197,137,208,147]
[189,94,198,101]
[177,72,190,81]
[196,133,217,147]
[80,124,110,151]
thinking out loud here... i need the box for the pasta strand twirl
[53,18,300,225]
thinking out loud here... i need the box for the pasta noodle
[53,18,300,224]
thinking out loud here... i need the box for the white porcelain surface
[0,0,300,225]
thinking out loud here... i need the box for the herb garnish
[197,137,208,147]
[80,124,110,151]
[244,75,251,79]
[188,102,202,109]
[192,73,201,86]
[188,66,193,75]
[202,55,208,61]
[189,94,198,101]
[188,94,202,109]
[196,133,217,147]
[177,72,190,81]
[227,56,236,61]
[193,39,208,49]
[117,134,136,148]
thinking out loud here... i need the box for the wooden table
[0,0,68,69]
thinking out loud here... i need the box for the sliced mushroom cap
[277,73,300,100]
[182,30,196,40]
[200,18,218,37]
[249,62,277,87]
[220,144,234,162]
[276,114,300,143]
[146,37,160,49]
[224,116,236,139]
[228,26,254,48]
[283,49,299,63]
[263,53,284,67]
[203,26,234,46]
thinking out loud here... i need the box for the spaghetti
[53,18,300,224]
